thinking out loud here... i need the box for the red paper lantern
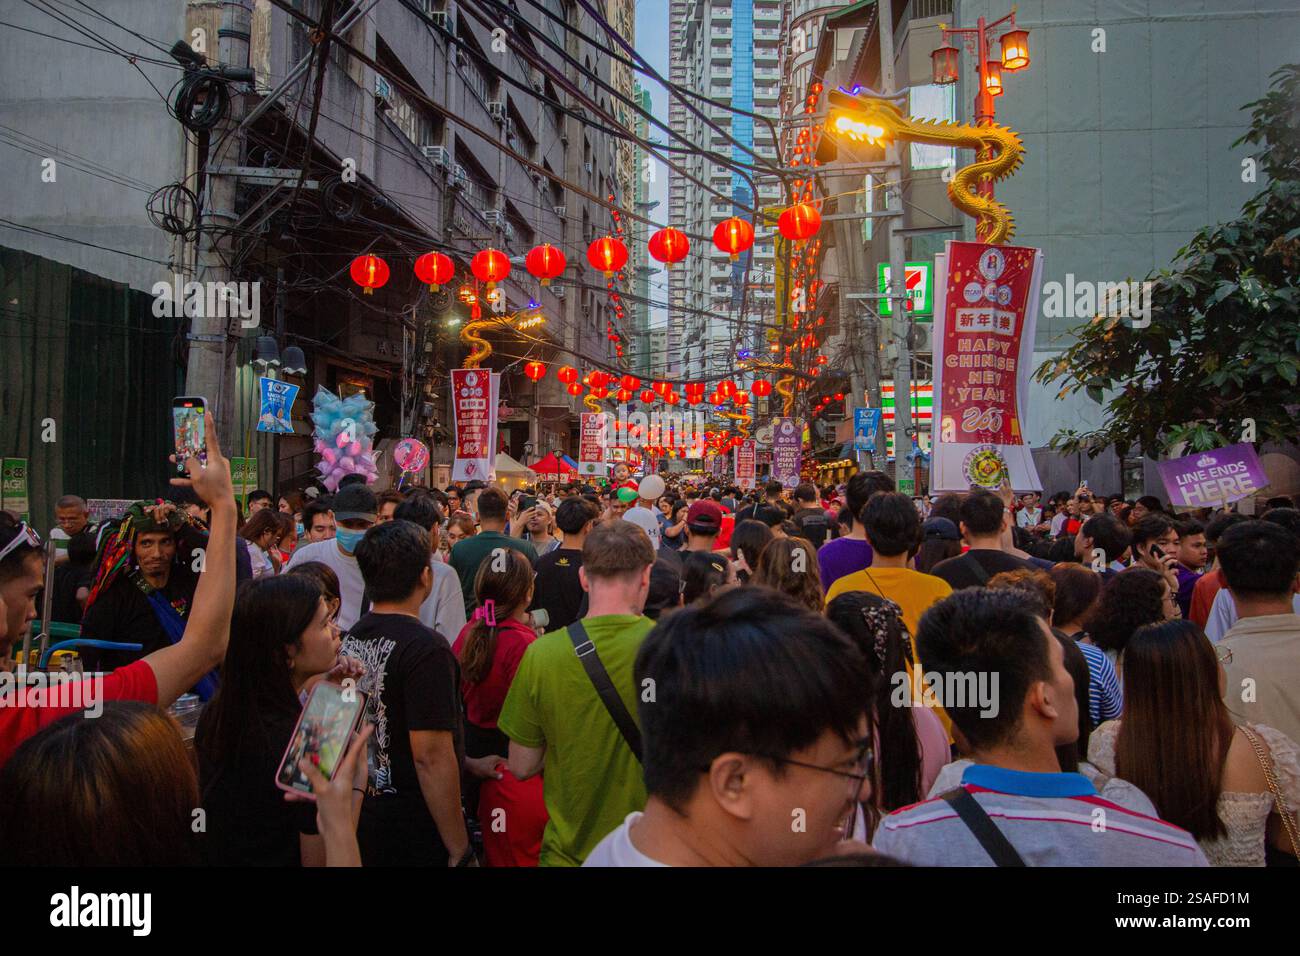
[557,365,578,385]
[471,248,510,287]
[640,389,656,404]
[524,361,546,382]
[834,392,845,401]
[589,370,610,388]
[665,391,680,405]
[777,203,821,242]
[734,392,749,406]
[590,386,609,399]
[647,227,690,266]
[413,251,454,290]
[350,254,389,295]
[566,382,583,396]
[712,217,755,260]
[524,243,566,286]
[621,374,640,392]
[751,379,772,397]
[616,388,632,402]
[586,236,628,277]
[686,393,702,405]
[718,379,737,399]
[652,380,671,396]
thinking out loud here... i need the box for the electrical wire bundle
[169,69,230,132]
[146,182,200,240]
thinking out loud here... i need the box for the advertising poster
[256,377,300,434]
[230,457,258,512]
[451,369,499,481]
[1,458,29,521]
[1156,443,1269,510]
[930,242,1044,492]
[854,408,881,453]
[86,499,135,527]
[734,439,756,490]
[578,412,609,476]
[772,417,802,487]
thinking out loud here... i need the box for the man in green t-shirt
[449,486,537,610]
[498,518,656,866]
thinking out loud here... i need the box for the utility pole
[877,0,914,492]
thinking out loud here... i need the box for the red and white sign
[931,241,1043,493]
[578,412,608,476]
[734,440,756,490]
[451,368,500,481]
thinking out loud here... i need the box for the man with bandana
[79,500,210,673]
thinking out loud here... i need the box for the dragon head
[826,90,908,147]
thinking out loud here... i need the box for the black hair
[355,520,431,602]
[861,492,921,558]
[556,496,600,534]
[644,557,684,621]
[247,489,272,506]
[914,589,1053,751]
[1135,495,1164,513]
[0,512,41,585]
[729,519,774,582]
[1049,563,1102,630]
[681,550,729,605]
[1173,518,1205,539]
[1216,520,1300,598]
[302,499,332,529]
[635,587,871,812]
[1261,507,1300,541]
[959,490,1006,536]
[1080,513,1131,563]
[338,474,367,489]
[1087,568,1168,654]
[794,482,818,503]
[753,504,785,528]
[764,480,783,497]
[1054,631,1092,771]
[477,487,509,520]
[393,493,442,531]
[928,493,963,526]
[1205,511,1249,545]
[846,470,895,526]
[1130,513,1176,550]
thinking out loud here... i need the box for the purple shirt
[817,537,874,591]
[1175,565,1202,618]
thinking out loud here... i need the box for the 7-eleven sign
[877,261,933,317]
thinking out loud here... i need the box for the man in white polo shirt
[623,474,665,551]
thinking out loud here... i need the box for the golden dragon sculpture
[827,88,1024,244]
[748,361,798,417]
[460,310,547,369]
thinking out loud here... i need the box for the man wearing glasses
[583,588,875,866]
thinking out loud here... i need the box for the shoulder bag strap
[1239,725,1300,857]
[568,619,642,763]
[966,554,992,585]
[941,787,1026,866]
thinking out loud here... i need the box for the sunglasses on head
[0,522,43,563]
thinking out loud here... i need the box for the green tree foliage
[1035,64,1300,457]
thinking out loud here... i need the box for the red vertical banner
[734,440,756,490]
[451,368,497,481]
[578,412,608,477]
[931,242,1044,492]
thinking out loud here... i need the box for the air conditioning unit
[420,145,450,169]
[552,285,565,299]
[531,72,544,93]
[374,76,393,110]
[484,209,505,226]
[449,164,467,190]
[488,101,506,122]
[906,321,935,354]
[583,162,593,174]
[552,204,566,217]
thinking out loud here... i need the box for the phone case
[274,683,367,799]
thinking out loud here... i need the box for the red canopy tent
[530,452,576,479]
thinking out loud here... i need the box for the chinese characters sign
[578,413,608,476]
[734,440,756,490]
[451,369,499,481]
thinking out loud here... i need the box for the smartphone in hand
[275,681,367,799]
[173,396,209,474]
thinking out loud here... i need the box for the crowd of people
[0,420,1297,868]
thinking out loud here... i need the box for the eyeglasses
[0,522,42,563]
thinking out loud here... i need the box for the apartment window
[909,84,957,171]
[862,174,874,242]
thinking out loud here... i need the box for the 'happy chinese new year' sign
[931,241,1044,493]
[451,369,499,481]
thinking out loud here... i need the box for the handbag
[1238,724,1300,863]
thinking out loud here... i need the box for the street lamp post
[931,11,1031,202]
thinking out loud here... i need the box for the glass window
[909,84,957,171]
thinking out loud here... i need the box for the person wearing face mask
[286,484,379,630]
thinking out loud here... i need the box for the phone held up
[172,396,209,474]
[274,681,367,799]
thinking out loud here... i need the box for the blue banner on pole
[257,377,299,433]
[854,407,881,452]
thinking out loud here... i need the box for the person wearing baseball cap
[623,474,666,550]
[684,500,724,554]
[286,482,379,629]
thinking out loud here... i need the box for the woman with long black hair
[195,574,344,866]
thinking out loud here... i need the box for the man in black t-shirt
[531,497,600,630]
[343,520,473,866]
[790,482,832,548]
[931,490,1034,590]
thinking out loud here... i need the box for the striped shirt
[873,764,1208,866]
[1077,639,1123,724]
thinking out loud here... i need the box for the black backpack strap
[568,619,642,762]
[941,787,1026,866]
[966,554,992,585]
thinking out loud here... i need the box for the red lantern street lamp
[712,216,755,261]
[1000,29,1029,71]
[647,227,690,266]
[931,43,960,85]
[524,243,567,286]
[566,382,583,397]
[777,203,822,242]
[524,361,547,382]
[751,379,772,398]
[557,365,578,385]
[413,251,454,291]
[984,60,1004,96]
[350,254,389,295]
[471,248,510,288]
[587,236,628,277]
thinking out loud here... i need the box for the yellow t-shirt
[824,566,955,739]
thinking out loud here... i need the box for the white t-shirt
[1205,587,1300,643]
[286,539,367,629]
[1050,512,1068,537]
[1017,507,1042,530]
[420,559,467,644]
[623,504,662,549]
[582,813,668,867]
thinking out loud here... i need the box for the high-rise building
[669,0,783,384]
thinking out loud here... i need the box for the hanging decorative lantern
[523,361,546,382]
[471,248,510,288]
[566,382,583,396]
[652,380,671,396]
[751,379,772,398]
[616,388,632,402]
[350,254,389,295]
[777,203,822,242]
[984,60,1004,97]
[557,365,578,385]
[413,251,454,291]
[639,389,656,404]
[590,385,609,399]
[931,42,960,85]
[712,216,755,261]
[718,379,737,399]
[647,227,690,266]
[1000,29,1029,71]
[589,370,610,389]
[816,354,829,365]
[586,236,628,277]
[734,392,749,406]
[524,243,567,285]
[834,392,845,401]
[621,374,640,392]
[665,391,680,405]
[686,393,702,405]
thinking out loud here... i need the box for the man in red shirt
[0,413,236,766]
